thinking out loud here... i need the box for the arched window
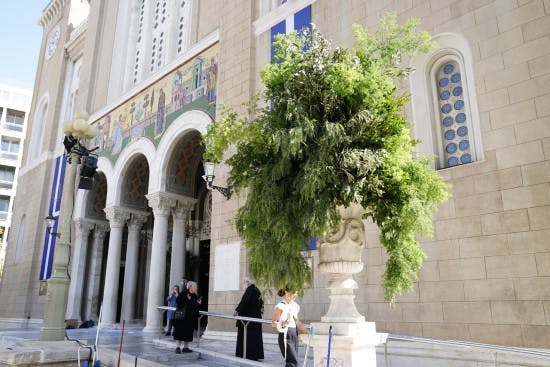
[109,0,194,98]
[410,33,483,170]
[57,58,82,152]
[27,98,48,164]
[432,58,476,168]
[14,214,26,263]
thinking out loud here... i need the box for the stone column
[120,211,149,322]
[142,229,153,318]
[83,222,110,322]
[143,192,174,332]
[102,207,130,324]
[66,218,94,323]
[169,201,191,289]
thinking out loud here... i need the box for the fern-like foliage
[203,14,449,303]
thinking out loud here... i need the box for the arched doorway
[165,130,210,321]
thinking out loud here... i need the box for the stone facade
[0,0,548,348]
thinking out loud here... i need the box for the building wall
[0,0,549,348]
[208,0,550,348]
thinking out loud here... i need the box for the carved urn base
[318,203,366,323]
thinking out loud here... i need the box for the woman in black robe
[234,276,264,360]
[173,281,202,353]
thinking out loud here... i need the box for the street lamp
[44,214,60,238]
[201,160,228,197]
[40,113,97,341]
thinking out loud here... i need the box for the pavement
[0,325,314,367]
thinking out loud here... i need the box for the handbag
[174,307,186,320]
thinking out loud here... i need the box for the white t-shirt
[275,300,300,329]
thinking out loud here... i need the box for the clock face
[45,26,61,60]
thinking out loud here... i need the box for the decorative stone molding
[318,203,367,323]
[73,218,94,237]
[65,19,87,61]
[128,211,149,230]
[146,192,176,217]
[92,222,110,239]
[172,199,195,221]
[318,204,366,274]
[39,0,71,28]
[104,206,131,228]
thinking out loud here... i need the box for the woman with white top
[271,285,309,367]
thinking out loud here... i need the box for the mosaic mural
[91,44,218,163]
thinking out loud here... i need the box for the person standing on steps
[173,281,202,353]
[165,285,179,336]
[272,285,309,367]
[234,276,264,361]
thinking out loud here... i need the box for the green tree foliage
[203,15,449,303]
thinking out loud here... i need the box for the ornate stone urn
[318,203,366,323]
[311,203,387,367]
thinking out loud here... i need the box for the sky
[0,1,51,88]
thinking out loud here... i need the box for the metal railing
[384,334,550,366]
[197,311,274,360]
[158,307,550,365]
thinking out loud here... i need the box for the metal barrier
[198,311,273,359]
[384,334,550,367]
[160,308,550,365]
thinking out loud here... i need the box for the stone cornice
[65,19,88,61]
[39,0,70,28]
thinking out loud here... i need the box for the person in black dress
[173,281,202,353]
[233,276,264,360]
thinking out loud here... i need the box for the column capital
[146,192,175,217]
[73,218,95,236]
[172,200,194,221]
[93,222,110,239]
[128,211,149,230]
[104,206,131,228]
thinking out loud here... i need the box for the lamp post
[40,114,97,341]
[201,160,228,197]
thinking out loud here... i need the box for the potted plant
[202,14,448,304]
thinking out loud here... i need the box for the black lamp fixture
[78,154,98,190]
[201,160,228,197]
[44,214,60,238]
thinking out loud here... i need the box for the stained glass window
[435,61,474,168]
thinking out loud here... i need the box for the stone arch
[120,154,150,211]
[109,137,156,207]
[164,130,204,197]
[26,93,50,166]
[85,172,108,220]
[151,109,213,193]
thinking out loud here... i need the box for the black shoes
[182,348,193,353]
[175,347,181,354]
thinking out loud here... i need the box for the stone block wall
[210,0,550,347]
